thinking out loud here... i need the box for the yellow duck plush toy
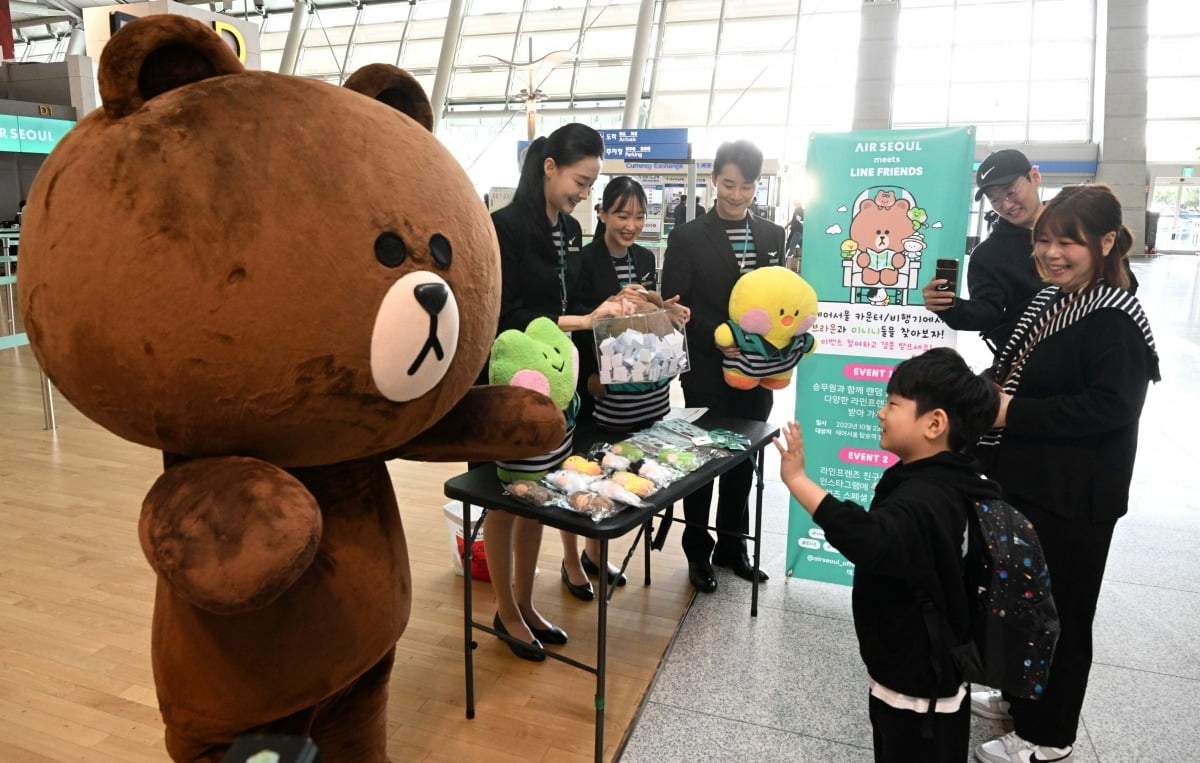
[713,266,818,390]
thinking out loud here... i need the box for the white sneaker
[975,731,1073,763]
[970,689,1012,721]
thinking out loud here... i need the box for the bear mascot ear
[100,14,245,119]
[343,64,434,131]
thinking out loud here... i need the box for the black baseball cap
[974,149,1033,200]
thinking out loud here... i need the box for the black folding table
[442,413,779,763]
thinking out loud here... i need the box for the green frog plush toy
[489,316,581,482]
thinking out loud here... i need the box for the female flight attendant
[567,175,690,595]
[487,123,631,657]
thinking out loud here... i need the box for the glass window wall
[892,0,1094,144]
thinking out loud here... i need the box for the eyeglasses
[985,176,1026,208]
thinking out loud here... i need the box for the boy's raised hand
[773,421,807,483]
[774,421,829,515]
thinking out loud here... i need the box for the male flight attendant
[660,139,784,593]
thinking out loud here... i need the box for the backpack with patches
[927,496,1061,701]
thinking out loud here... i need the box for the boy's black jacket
[812,451,1002,698]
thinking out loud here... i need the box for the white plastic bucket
[442,501,489,580]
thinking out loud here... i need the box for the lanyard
[555,218,568,314]
[743,217,751,264]
[617,251,636,287]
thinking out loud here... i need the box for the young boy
[775,347,1001,763]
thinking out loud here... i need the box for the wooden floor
[0,335,698,762]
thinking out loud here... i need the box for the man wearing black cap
[922,148,1046,357]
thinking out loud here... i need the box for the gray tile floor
[622,255,1200,762]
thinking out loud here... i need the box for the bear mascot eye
[375,232,408,267]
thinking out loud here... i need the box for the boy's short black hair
[712,139,763,183]
[886,347,999,453]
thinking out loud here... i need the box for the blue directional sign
[600,128,688,145]
[600,128,689,162]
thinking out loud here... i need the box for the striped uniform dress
[593,249,671,431]
[496,394,580,482]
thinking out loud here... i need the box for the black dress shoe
[492,612,545,661]
[581,549,627,586]
[713,553,769,582]
[561,561,595,601]
[528,622,568,645]
[687,561,718,593]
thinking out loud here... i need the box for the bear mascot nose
[415,282,448,316]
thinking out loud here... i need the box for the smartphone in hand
[934,258,959,301]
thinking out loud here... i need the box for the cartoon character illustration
[901,231,927,262]
[867,288,890,307]
[841,187,926,305]
[852,195,917,286]
[908,206,929,229]
[714,266,818,390]
[840,239,858,259]
[16,15,566,761]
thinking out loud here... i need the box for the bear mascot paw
[18,15,565,762]
[713,266,818,390]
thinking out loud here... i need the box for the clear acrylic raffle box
[592,307,690,385]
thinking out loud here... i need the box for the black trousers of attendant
[1006,506,1117,749]
[868,694,969,763]
[679,366,771,564]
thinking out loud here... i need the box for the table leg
[642,519,652,586]
[595,536,609,763]
[462,503,485,720]
[752,448,765,618]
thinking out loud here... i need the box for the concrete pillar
[621,0,655,129]
[65,25,86,57]
[429,0,468,134]
[65,54,98,116]
[851,0,899,131]
[278,0,309,75]
[1095,0,1149,253]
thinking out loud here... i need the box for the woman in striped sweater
[972,185,1159,763]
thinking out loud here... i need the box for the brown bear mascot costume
[17,15,565,762]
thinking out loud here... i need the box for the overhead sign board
[600,128,689,162]
[0,115,75,154]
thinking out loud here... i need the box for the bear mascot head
[17,15,564,761]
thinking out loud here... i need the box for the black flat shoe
[528,622,568,645]
[713,554,769,582]
[561,561,595,601]
[492,612,545,662]
[687,561,718,594]
[581,550,628,586]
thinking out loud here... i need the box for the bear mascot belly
[17,15,565,762]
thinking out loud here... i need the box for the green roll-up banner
[787,126,976,585]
